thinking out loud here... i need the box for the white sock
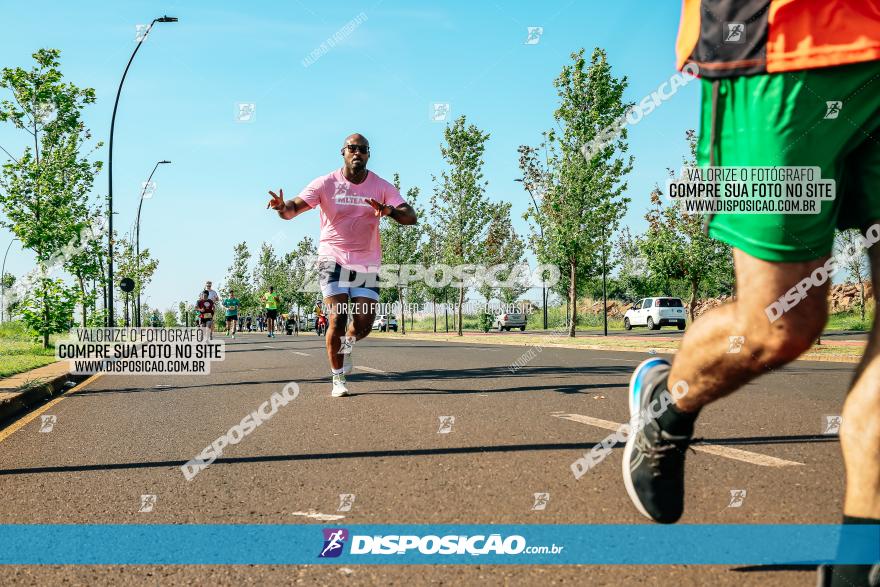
[331,367,344,375]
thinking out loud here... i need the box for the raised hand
[267,189,285,210]
[365,198,391,217]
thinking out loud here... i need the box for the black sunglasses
[343,144,370,154]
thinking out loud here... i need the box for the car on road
[373,314,398,332]
[624,297,687,331]
[493,311,527,331]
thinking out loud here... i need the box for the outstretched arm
[365,199,417,225]
[267,189,312,220]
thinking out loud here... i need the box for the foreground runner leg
[819,241,880,587]
[622,60,880,573]
[624,250,829,524]
[623,358,692,524]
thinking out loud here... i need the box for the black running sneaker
[622,357,692,524]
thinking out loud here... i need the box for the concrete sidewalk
[0,361,76,423]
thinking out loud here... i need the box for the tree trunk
[860,281,866,322]
[689,279,699,322]
[78,274,87,327]
[567,261,577,338]
[42,279,49,349]
[98,257,107,324]
[457,284,464,336]
[433,296,437,333]
[397,284,405,335]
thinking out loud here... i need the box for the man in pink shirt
[267,133,417,397]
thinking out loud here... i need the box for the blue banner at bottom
[0,524,876,565]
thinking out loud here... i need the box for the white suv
[372,314,398,332]
[623,297,686,331]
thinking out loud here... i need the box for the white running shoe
[331,373,349,397]
[342,351,353,375]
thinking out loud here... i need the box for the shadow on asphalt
[0,442,602,476]
[358,381,628,396]
[65,365,636,397]
[702,434,839,446]
[0,435,838,477]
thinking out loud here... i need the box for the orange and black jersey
[676,0,880,78]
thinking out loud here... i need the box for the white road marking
[263,346,278,349]
[552,413,804,468]
[355,366,386,374]
[290,511,345,521]
[291,352,310,356]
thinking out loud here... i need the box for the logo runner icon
[319,528,349,558]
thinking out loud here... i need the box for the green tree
[530,48,633,337]
[518,144,563,325]
[178,301,190,327]
[835,229,871,322]
[223,241,255,314]
[430,115,493,336]
[20,277,76,339]
[381,174,423,334]
[253,242,283,311]
[480,202,528,306]
[477,203,510,305]
[641,131,733,320]
[285,236,318,318]
[63,211,106,326]
[115,235,158,326]
[614,226,654,302]
[163,308,179,327]
[419,225,455,332]
[0,49,103,346]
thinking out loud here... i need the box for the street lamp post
[107,15,178,327]
[134,160,171,326]
[1,237,19,323]
[601,223,608,337]
[515,178,548,330]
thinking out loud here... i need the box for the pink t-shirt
[297,169,405,270]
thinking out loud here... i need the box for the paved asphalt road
[0,331,856,585]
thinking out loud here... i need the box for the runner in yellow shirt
[261,286,280,339]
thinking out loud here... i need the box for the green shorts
[700,59,880,262]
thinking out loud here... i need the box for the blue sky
[0,0,698,311]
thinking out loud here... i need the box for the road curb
[0,362,84,424]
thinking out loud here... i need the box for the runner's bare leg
[668,249,830,411]
[841,238,880,518]
[325,293,349,370]
[348,296,377,342]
